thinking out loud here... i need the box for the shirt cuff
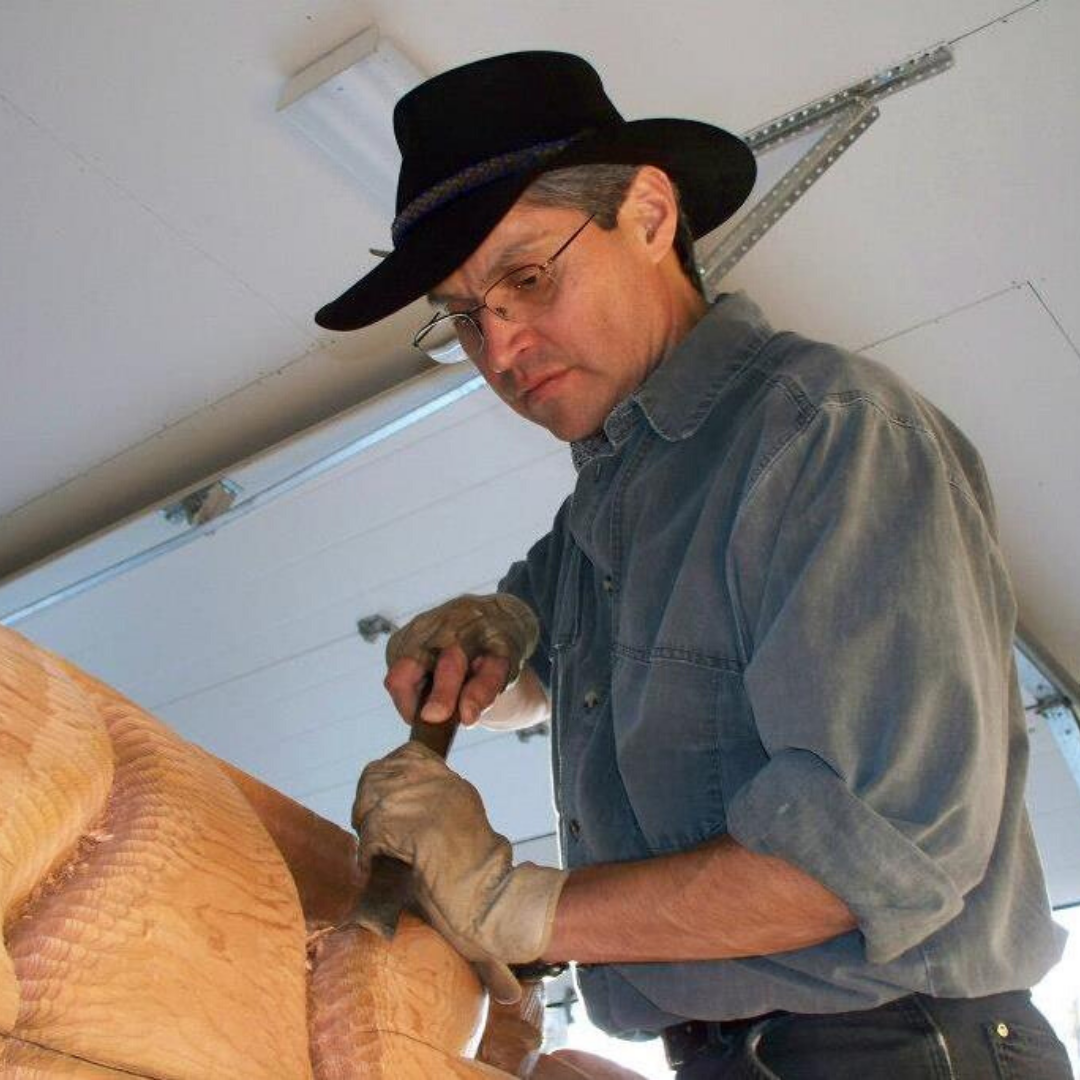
[725,749,964,964]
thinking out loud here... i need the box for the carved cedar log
[0,626,638,1078]
[308,917,509,1078]
[215,760,364,926]
[477,980,546,1075]
[474,981,652,1080]
[0,626,517,1077]
[0,633,114,1036]
[0,628,312,1078]
[219,762,511,1077]
[0,1033,139,1076]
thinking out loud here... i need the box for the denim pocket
[610,653,727,853]
[985,1019,1073,1079]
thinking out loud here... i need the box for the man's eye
[512,269,542,291]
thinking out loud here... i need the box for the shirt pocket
[611,651,736,854]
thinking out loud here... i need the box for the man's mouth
[520,370,569,404]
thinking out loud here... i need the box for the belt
[660,1013,783,1069]
[659,990,1036,1069]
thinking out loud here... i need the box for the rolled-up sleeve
[724,398,1017,964]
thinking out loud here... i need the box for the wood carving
[0,1034,140,1077]
[1,630,311,1078]
[477,981,546,1075]
[0,626,639,1079]
[308,916,489,1076]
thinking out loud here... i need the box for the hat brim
[314,118,756,332]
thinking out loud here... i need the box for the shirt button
[996,1023,1009,1038]
[602,575,615,593]
[583,689,600,710]
[568,818,582,839]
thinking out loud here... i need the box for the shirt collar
[570,292,775,471]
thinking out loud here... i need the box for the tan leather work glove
[385,593,539,725]
[354,742,568,1005]
[387,593,538,678]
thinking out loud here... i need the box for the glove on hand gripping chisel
[348,593,541,939]
[347,700,458,940]
[345,595,568,1005]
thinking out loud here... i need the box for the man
[317,52,1069,1077]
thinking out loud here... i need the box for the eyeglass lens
[416,314,484,362]
[414,212,595,364]
[485,264,556,320]
[416,264,558,362]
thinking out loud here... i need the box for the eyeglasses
[413,214,596,364]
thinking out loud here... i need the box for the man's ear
[621,166,679,265]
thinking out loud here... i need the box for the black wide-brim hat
[314,51,756,332]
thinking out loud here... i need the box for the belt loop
[660,1013,785,1070]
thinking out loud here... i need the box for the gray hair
[520,164,705,295]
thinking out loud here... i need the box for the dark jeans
[674,991,1073,1079]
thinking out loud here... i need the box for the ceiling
[2,0,1074,579]
[2,0,1080,904]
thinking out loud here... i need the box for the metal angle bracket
[743,43,954,156]
[515,721,551,743]
[161,479,242,528]
[357,614,398,643]
[1041,702,1080,791]
[702,97,879,289]
[700,43,955,290]
[1017,632,1080,795]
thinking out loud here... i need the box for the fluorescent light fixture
[278,26,425,219]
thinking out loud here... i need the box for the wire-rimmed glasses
[413,214,596,364]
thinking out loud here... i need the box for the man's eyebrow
[486,232,548,277]
[426,231,550,308]
[426,288,466,307]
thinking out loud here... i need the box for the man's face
[429,200,671,442]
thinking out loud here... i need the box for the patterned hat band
[390,134,587,247]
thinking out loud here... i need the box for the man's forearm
[542,834,856,964]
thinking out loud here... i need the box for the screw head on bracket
[357,614,398,643]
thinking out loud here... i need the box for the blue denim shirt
[499,293,1065,1037]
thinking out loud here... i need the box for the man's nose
[478,309,532,378]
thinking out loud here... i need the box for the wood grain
[0,630,114,1035]
[334,1032,519,1078]
[215,758,363,925]
[477,979,546,1075]
[1,627,634,1078]
[307,914,489,1076]
[2,630,314,1079]
[0,1033,143,1077]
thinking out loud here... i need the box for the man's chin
[551,423,603,444]
[515,392,605,442]
[524,406,598,443]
